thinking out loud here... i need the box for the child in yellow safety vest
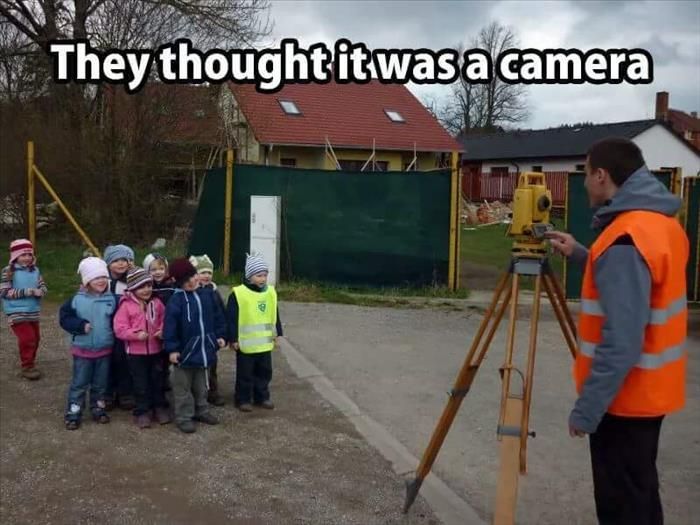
[226,253,283,412]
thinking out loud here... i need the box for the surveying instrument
[403,173,578,524]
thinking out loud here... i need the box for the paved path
[281,301,700,525]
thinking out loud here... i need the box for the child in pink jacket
[113,267,170,428]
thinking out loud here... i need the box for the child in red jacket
[113,267,170,428]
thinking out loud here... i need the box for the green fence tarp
[684,177,700,302]
[189,164,452,286]
[564,171,672,299]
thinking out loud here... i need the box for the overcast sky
[268,0,700,129]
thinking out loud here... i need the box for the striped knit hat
[126,267,153,291]
[244,252,269,279]
[9,239,35,265]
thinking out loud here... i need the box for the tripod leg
[404,271,512,513]
[494,273,522,525]
[542,274,577,360]
[519,273,543,474]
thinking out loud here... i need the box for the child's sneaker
[134,414,151,429]
[237,403,253,412]
[154,407,172,425]
[65,420,80,430]
[193,413,219,425]
[177,420,196,433]
[257,400,275,410]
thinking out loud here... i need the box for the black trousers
[127,354,166,415]
[107,340,133,402]
[235,351,272,405]
[589,413,664,525]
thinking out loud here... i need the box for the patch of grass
[276,279,470,309]
[460,219,566,283]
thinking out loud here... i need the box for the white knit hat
[77,257,109,286]
[244,252,269,279]
[143,253,168,271]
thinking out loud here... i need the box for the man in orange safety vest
[547,137,688,525]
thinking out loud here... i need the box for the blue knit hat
[104,244,135,266]
[244,253,268,279]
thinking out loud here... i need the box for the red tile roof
[668,109,700,133]
[229,81,462,152]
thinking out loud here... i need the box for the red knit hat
[168,258,197,287]
[9,239,35,265]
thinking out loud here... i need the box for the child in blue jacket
[59,257,117,430]
[163,258,227,434]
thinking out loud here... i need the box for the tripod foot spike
[403,477,424,513]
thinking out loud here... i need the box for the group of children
[1,239,282,434]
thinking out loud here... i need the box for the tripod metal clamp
[448,387,470,398]
[497,424,536,438]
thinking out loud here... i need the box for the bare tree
[437,22,529,135]
[0,0,272,50]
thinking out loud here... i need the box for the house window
[279,100,301,115]
[575,164,585,172]
[339,159,389,171]
[280,158,296,167]
[531,165,543,172]
[384,109,405,123]
[491,166,509,175]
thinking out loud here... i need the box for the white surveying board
[250,196,281,286]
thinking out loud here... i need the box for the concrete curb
[279,338,487,525]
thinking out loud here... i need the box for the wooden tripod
[404,255,578,524]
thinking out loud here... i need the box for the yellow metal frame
[223,148,234,276]
[26,141,100,257]
[448,151,460,290]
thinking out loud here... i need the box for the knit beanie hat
[189,254,214,275]
[143,253,168,271]
[169,258,197,287]
[77,257,109,286]
[9,239,35,265]
[126,267,153,291]
[244,252,269,280]
[103,244,135,266]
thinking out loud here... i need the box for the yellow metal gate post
[27,141,36,247]
[223,148,234,276]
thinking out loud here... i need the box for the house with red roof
[655,91,700,150]
[220,81,461,171]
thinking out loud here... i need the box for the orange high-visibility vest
[575,210,689,417]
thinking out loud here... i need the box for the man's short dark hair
[586,137,645,186]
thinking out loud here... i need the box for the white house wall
[480,158,584,173]
[632,124,700,178]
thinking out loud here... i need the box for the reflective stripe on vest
[575,209,689,418]
[233,285,277,354]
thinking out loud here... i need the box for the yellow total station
[508,172,553,257]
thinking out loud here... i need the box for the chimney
[655,91,669,121]
[692,111,698,119]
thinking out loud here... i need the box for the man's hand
[569,423,587,438]
[217,338,226,348]
[169,352,180,364]
[84,323,92,334]
[545,231,577,257]
[137,331,148,341]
